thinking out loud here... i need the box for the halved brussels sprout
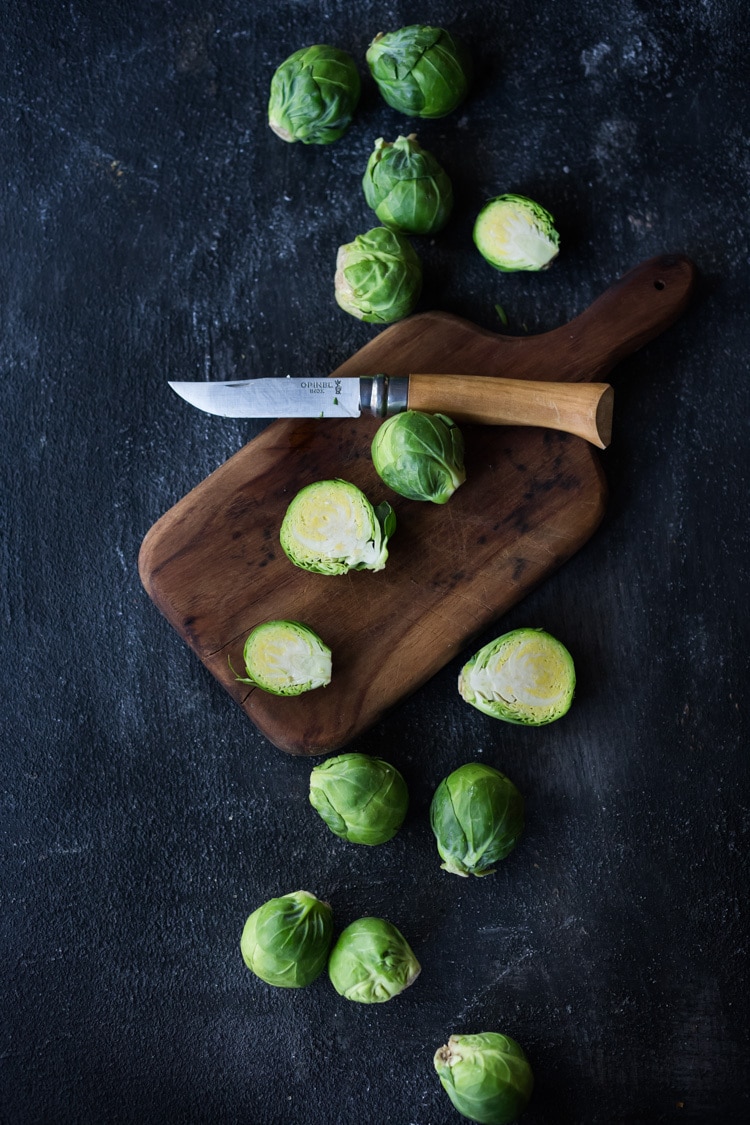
[363,134,453,235]
[371,410,466,504]
[233,620,331,696]
[459,627,575,725]
[280,479,396,575]
[434,1032,534,1124]
[267,45,361,144]
[335,227,422,324]
[328,917,420,1003]
[473,194,560,272]
[366,26,471,119]
[429,762,524,877]
[240,890,333,988]
[309,752,408,845]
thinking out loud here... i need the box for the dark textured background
[2,2,749,1123]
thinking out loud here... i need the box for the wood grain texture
[405,374,614,446]
[138,254,695,754]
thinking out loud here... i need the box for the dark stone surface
[2,2,748,1123]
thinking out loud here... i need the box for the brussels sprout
[233,620,331,696]
[335,227,422,324]
[366,26,471,119]
[371,410,466,504]
[328,917,420,1003]
[280,479,395,576]
[429,762,524,877]
[309,753,408,845]
[240,891,333,988]
[473,194,560,272]
[434,1032,534,1124]
[459,627,575,725]
[268,45,361,144]
[362,134,454,235]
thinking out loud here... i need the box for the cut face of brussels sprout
[328,917,420,1003]
[363,135,454,235]
[280,479,395,575]
[434,1032,534,1125]
[459,628,575,725]
[233,620,331,696]
[473,194,560,272]
[240,891,333,988]
[335,227,422,324]
[309,753,409,845]
[429,762,524,877]
[371,410,466,504]
[366,26,471,119]
[268,45,361,144]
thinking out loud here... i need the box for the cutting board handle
[524,253,697,382]
[333,254,697,388]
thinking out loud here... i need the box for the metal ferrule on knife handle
[361,373,614,448]
[359,375,409,417]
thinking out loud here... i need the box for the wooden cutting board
[139,254,695,755]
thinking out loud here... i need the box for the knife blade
[168,373,614,448]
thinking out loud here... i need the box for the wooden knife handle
[407,374,614,447]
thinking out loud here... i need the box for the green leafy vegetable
[434,1032,534,1124]
[459,627,575,724]
[309,753,408,845]
[363,134,453,235]
[371,410,466,503]
[328,917,420,1003]
[335,226,422,324]
[240,891,333,988]
[268,45,360,144]
[280,479,395,575]
[233,620,331,696]
[474,194,560,272]
[366,25,471,118]
[429,762,524,877]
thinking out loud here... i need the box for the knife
[169,372,614,448]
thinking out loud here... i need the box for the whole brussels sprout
[309,753,408,845]
[473,194,560,272]
[434,1032,534,1124]
[459,627,575,725]
[240,891,333,988]
[429,762,524,877]
[268,45,361,144]
[335,227,422,324]
[280,479,396,575]
[233,620,331,696]
[328,917,420,1003]
[371,410,466,504]
[363,134,453,235]
[366,25,471,119]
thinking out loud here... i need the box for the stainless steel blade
[168,377,362,418]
